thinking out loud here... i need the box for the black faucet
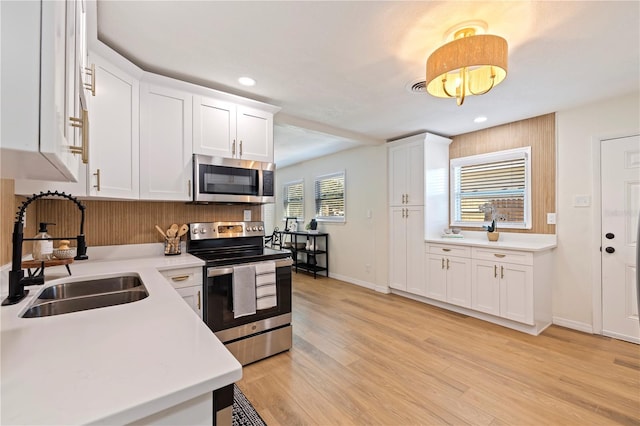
[2,191,88,306]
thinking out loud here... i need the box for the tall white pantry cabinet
[388,133,452,295]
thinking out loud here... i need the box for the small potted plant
[485,219,499,241]
[480,203,500,241]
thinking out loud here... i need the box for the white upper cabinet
[140,80,193,201]
[1,0,86,182]
[389,139,424,206]
[88,52,140,199]
[193,96,237,158]
[193,97,274,163]
[236,106,274,162]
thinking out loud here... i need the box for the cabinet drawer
[472,248,533,266]
[160,267,203,289]
[427,244,471,258]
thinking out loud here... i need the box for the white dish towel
[255,261,277,310]
[232,264,257,318]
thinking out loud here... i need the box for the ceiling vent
[406,78,427,94]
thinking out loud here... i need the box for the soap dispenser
[32,222,55,261]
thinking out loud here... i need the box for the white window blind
[451,147,531,229]
[283,180,304,221]
[315,172,345,222]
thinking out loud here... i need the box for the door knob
[605,233,615,239]
[605,246,615,253]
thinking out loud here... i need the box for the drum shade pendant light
[426,26,508,106]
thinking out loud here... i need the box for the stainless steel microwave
[192,154,275,204]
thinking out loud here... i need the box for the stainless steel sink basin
[38,276,143,300]
[22,275,148,318]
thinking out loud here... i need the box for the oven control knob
[258,226,264,231]
[253,226,258,231]
[200,228,207,234]
[192,228,198,234]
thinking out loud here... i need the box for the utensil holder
[164,237,181,255]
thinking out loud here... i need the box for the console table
[279,231,329,279]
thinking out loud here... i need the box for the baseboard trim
[552,317,594,334]
[327,273,389,293]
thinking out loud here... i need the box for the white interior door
[602,134,640,343]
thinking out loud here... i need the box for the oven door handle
[207,258,292,278]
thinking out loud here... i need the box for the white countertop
[426,231,557,252]
[1,244,242,425]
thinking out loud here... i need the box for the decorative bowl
[451,228,461,234]
[53,248,76,259]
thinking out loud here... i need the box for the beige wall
[275,144,388,291]
[450,113,556,234]
[555,91,640,330]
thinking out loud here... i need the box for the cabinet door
[140,83,193,200]
[446,256,472,308]
[426,254,447,301]
[389,207,407,291]
[88,53,139,198]
[500,263,534,325]
[405,142,424,205]
[389,144,408,206]
[405,207,426,295]
[175,286,203,319]
[236,106,273,162]
[471,260,500,316]
[193,96,236,157]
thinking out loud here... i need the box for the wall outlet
[365,264,371,273]
[244,210,251,221]
[547,213,556,225]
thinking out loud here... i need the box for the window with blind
[450,147,531,229]
[283,180,304,221]
[315,172,346,222]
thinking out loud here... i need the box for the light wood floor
[237,273,640,425]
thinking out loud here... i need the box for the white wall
[275,144,388,291]
[555,92,640,331]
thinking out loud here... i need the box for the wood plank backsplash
[449,113,556,234]
[0,183,261,265]
[33,200,262,248]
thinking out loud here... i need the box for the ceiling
[96,1,640,167]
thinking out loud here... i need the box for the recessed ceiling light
[238,77,256,87]
[474,116,488,123]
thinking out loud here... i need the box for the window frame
[282,179,304,223]
[449,147,532,230]
[314,171,346,223]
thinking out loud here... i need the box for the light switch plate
[244,210,251,221]
[573,195,591,207]
[547,213,556,225]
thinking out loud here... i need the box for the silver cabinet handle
[494,265,497,278]
[501,266,504,279]
[494,254,506,258]
[446,259,450,270]
[441,258,445,269]
[93,169,101,191]
[239,140,243,157]
[232,139,236,156]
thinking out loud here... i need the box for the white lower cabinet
[389,206,425,293]
[416,242,553,335]
[161,267,203,319]
[426,244,472,307]
[472,258,534,325]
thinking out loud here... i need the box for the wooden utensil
[177,224,189,238]
[166,227,177,238]
[155,225,167,238]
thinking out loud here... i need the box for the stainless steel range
[187,221,293,365]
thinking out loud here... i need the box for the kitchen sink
[22,275,148,318]
[37,276,144,300]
